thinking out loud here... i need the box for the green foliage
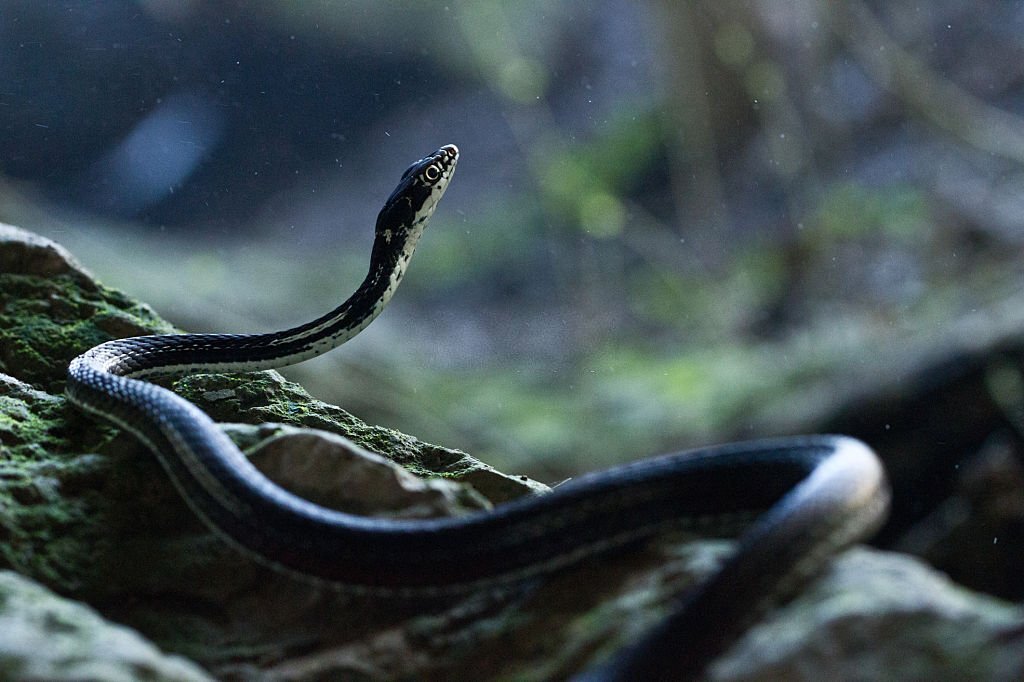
[407,330,842,476]
[408,196,545,290]
[625,243,788,341]
[534,111,661,236]
[810,183,931,242]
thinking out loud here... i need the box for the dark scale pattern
[64,144,891,680]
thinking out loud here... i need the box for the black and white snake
[66,143,890,680]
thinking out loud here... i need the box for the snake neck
[70,226,425,380]
[71,143,456,380]
[271,224,424,356]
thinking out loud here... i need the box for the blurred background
[3,0,1022,481]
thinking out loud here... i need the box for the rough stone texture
[710,549,1024,681]
[0,223,92,279]
[2,221,1023,680]
[182,370,550,504]
[244,426,493,517]
[0,569,211,682]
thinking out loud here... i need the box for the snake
[66,143,891,680]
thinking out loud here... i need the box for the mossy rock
[2,222,1022,680]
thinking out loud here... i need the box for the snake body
[66,144,890,679]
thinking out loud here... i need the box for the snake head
[377,144,459,241]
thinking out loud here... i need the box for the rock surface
[1,221,1023,680]
[0,570,211,682]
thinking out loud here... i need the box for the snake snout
[439,144,459,162]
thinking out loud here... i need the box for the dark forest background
[3,0,1022,481]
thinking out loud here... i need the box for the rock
[1,221,1022,680]
[180,369,550,504]
[0,222,92,280]
[0,569,211,682]
[709,549,1024,681]
[244,425,493,517]
[801,297,1024,601]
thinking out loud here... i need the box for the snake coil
[67,144,890,680]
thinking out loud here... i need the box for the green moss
[0,273,172,392]
[0,374,116,591]
[171,371,542,502]
[0,259,187,591]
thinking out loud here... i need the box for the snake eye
[424,164,441,182]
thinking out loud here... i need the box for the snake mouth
[438,143,459,160]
